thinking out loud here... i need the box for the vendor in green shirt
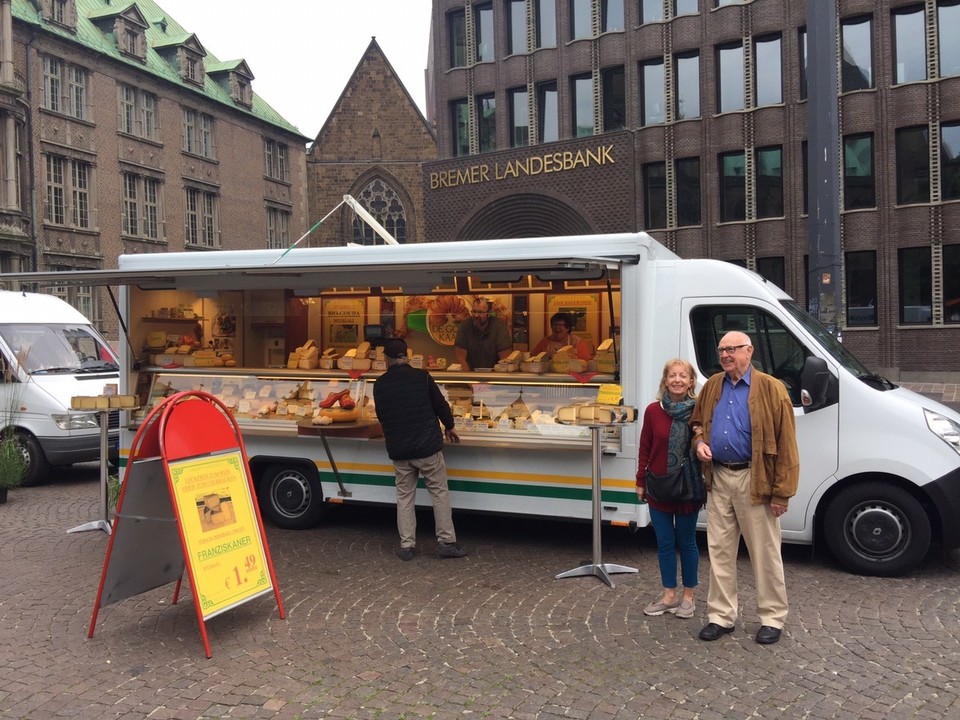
[454,298,512,370]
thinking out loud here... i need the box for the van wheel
[823,482,930,577]
[15,432,50,487]
[258,463,325,530]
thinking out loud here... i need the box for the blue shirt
[710,367,752,463]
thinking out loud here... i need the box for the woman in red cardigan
[636,358,703,619]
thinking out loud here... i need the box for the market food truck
[3,233,959,576]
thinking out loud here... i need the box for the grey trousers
[394,451,457,548]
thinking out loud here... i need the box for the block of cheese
[596,338,614,352]
[355,341,371,358]
[287,353,299,368]
[344,348,357,358]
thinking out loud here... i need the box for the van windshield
[0,324,118,374]
[780,300,873,379]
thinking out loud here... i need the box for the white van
[0,290,120,485]
[2,234,958,576]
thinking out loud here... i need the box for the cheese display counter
[136,367,624,452]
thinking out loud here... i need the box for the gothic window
[353,179,407,245]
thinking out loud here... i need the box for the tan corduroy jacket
[690,368,800,506]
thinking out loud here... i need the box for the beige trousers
[394,451,457,549]
[705,465,789,629]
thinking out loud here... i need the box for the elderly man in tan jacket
[690,330,799,645]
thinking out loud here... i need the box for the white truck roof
[0,290,92,324]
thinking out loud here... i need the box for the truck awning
[0,233,663,293]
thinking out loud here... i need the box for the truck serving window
[690,305,808,406]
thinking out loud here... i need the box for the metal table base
[556,424,637,588]
[68,410,112,536]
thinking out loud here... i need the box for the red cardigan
[636,400,702,515]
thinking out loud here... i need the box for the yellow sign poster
[169,451,272,620]
[322,297,366,352]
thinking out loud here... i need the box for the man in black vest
[373,338,467,560]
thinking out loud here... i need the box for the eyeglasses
[717,344,749,355]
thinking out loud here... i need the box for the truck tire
[258,463,325,530]
[16,432,51,487]
[823,481,931,577]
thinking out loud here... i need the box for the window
[452,99,470,156]
[898,247,931,324]
[537,81,559,142]
[571,0,591,40]
[266,207,290,250]
[717,43,745,112]
[602,0,624,31]
[122,172,161,240]
[720,151,745,222]
[641,0,664,22]
[941,1,960,78]
[754,35,782,106]
[478,93,496,152]
[182,108,215,159]
[572,74,594,137]
[118,84,158,140]
[641,59,665,125]
[602,66,625,131]
[536,0,557,48]
[944,244,960,322]
[44,155,92,229]
[676,157,701,226]
[799,28,807,100]
[893,8,926,83]
[756,146,783,218]
[675,0,698,14]
[643,162,666,229]
[845,251,877,326]
[185,187,219,248]
[718,36,781,111]
[942,122,960,201]
[509,0,528,54]
[264,139,289,182]
[510,88,530,147]
[354,178,407,244]
[843,134,875,209]
[475,3,494,62]
[801,140,808,213]
[675,52,700,119]
[449,10,467,67]
[43,56,88,120]
[896,126,930,204]
[757,257,785,290]
[181,52,203,85]
[51,0,67,24]
[840,17,872,91]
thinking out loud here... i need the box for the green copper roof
[13,0,307,139]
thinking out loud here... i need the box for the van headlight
[924,409,960,456]
[52,413,100,431]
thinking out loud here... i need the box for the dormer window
[119,23,146,61]
[208,60,255,109]
[41,0,76,30]
[87,3,148,63]
[181,50,204,86]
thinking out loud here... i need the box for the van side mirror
[800,356,830,410]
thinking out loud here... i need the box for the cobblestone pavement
[2,462,960,720]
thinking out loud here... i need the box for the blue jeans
[649,507,700,589]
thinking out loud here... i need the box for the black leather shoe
[698,622,735,641]
[755,625,782,644]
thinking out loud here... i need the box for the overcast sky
[156,0,433,139]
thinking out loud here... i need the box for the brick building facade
[307,39,436,248]
[0,0,308,333]
[422,0,960,378]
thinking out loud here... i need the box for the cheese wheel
[318,407,361,423]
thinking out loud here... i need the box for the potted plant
[0,355,28,502]
[0,430,26,503]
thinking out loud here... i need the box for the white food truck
[3,233,959,576]
[0,290,120,485]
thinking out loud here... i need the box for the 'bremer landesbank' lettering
[430,145,615,189]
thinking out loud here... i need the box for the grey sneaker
[395,546,415,561]
[674,597,696,619]
[436,542,467,558]
[643,597,681,616]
